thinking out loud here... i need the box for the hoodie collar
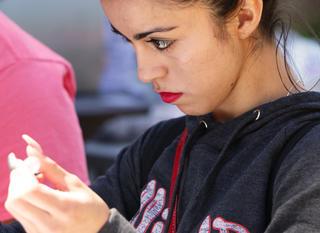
[185,91,320,135]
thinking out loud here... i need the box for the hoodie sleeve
[98,209,137,233]
[0,222,25,232]
[90,117,185,220]
[265,124,320,232]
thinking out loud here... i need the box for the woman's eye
[147,39,173,50]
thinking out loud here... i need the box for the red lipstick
[159,92,183,103]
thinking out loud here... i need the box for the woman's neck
[213,40,296,122]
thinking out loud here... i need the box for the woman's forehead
[103,0,211,33]
[104,0,189,18]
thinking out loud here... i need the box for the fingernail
[7,152,23,171]
[7,152,16,170]
[26,145,43,158]
[22,134,43,153]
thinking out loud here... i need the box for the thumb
[7,157,39,199]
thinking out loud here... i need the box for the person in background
[0,11,89,223]
[2,0,320,233]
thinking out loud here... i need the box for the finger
[24,145,67,189]
[22,135,45,177]
[7,152,24,171]
[24,156,41,175]
[26,144,43,160]
[8,152,41,177]
[24,146,43,178]
[22,134,43,153]
[7,162,39,199]
[36,155,83,191]
[23,136,84,191]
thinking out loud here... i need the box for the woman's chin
[176,104,212,116]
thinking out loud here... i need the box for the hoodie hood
[173,91,320,232]
[184,91,320,150]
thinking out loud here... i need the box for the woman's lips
[159,92,183,103]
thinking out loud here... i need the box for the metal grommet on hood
[199,120,208,129]
[253,109,261,121]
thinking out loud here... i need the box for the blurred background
[1,0,319,181]
[1,0,104,92]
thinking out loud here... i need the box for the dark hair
[168,0,281,40]
[167,0,309,92]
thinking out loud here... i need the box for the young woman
[2,0,320,232]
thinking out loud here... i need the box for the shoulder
[288,122,320,159]
[0,15,76,99]
[273,122,320,196]
[0,13,75,97]
[269,123,320,231]
[0,13,71,71]
[0,60,75,100]
[276,122,320,172]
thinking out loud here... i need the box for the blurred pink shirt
[0,12,89,221]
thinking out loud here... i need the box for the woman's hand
[5,135,110,233]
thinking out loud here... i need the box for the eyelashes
[146,39,174,51]
[112,31,175,52]
[110,25,175,52]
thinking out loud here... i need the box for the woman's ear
[237,0,263,39]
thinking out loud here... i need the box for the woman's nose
[136,52,167,83]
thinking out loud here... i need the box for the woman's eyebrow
[110,24,177,41]
[133,26,177,40]
[110,24,129,38]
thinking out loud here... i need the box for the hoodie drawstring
[165,120,208,233]
[180,111,261,232]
